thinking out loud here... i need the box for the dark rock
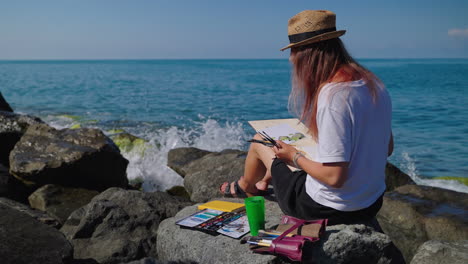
[410,240,468,264]
[1,168,36,204]
[167,147,212,177]
[0,197,60,228]
[166,185,190,199]
[0,111,43,166]
[28,184,99,224]
[0,202,72,264]
[9,123,129,191]
[157,198,403,264]
[385,162,415,191]
[0,92,13,112]
[183,149,247,202]
[377,184,468,263]
[0,164,8,195]
[60,188,192,264]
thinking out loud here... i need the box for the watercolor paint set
[175,208,250,239]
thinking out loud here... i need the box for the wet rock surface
[60,188,192,264]
[377,184,468,262]
[9,123,129,190]
[0,201,72,264]
[28,184,99,224]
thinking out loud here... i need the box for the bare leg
[237,134,276,196]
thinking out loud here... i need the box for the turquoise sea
[1,59,467,193]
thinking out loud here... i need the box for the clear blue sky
[1,0,467,59]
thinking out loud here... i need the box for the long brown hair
[288,38,382,140]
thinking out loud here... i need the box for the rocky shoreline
[1,92,467,264]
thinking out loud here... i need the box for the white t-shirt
[305,79,392,211]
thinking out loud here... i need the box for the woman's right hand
[273,140,297,164]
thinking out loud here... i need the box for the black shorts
[270,158,383,226]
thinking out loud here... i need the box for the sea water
[1,59,467,193]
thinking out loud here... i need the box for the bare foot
[255,181,268,191]
[255,174,272,191]
[238,178,260,196]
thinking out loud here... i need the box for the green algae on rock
[109,131,149,155]
[432,176,468,186]
[70,123,81,129]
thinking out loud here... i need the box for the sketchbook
[248,118,318,162]
[197,200,245,212]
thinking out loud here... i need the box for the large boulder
[60,188,192,264]
[0,92,13,112]
[157,198,403,264]
[28,184,99,224]
[377,184,468,263]
[167,147,212,177]
[157,198,284,264]
[411,240,468,264]
[0,202,73,264]
[9,123,129,190]
[0,197,60,228]
[0,111,43,166]
[183,149,247,202]
[385,162,415,191]
[410,240,468,264]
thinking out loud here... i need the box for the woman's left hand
[273,140,298,164]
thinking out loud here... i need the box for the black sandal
[220,181,269,198]
[220,181,248,198]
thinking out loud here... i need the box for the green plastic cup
[244,196,265,236]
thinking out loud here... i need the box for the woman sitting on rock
[220,10,393,225]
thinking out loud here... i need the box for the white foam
[44,115,81,130]
[401,152,468,193]
[121,119,248,191]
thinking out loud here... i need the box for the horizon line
[1,57,468,61]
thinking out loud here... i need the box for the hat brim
[280,30,346,51]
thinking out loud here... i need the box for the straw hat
[280,10,346,51]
